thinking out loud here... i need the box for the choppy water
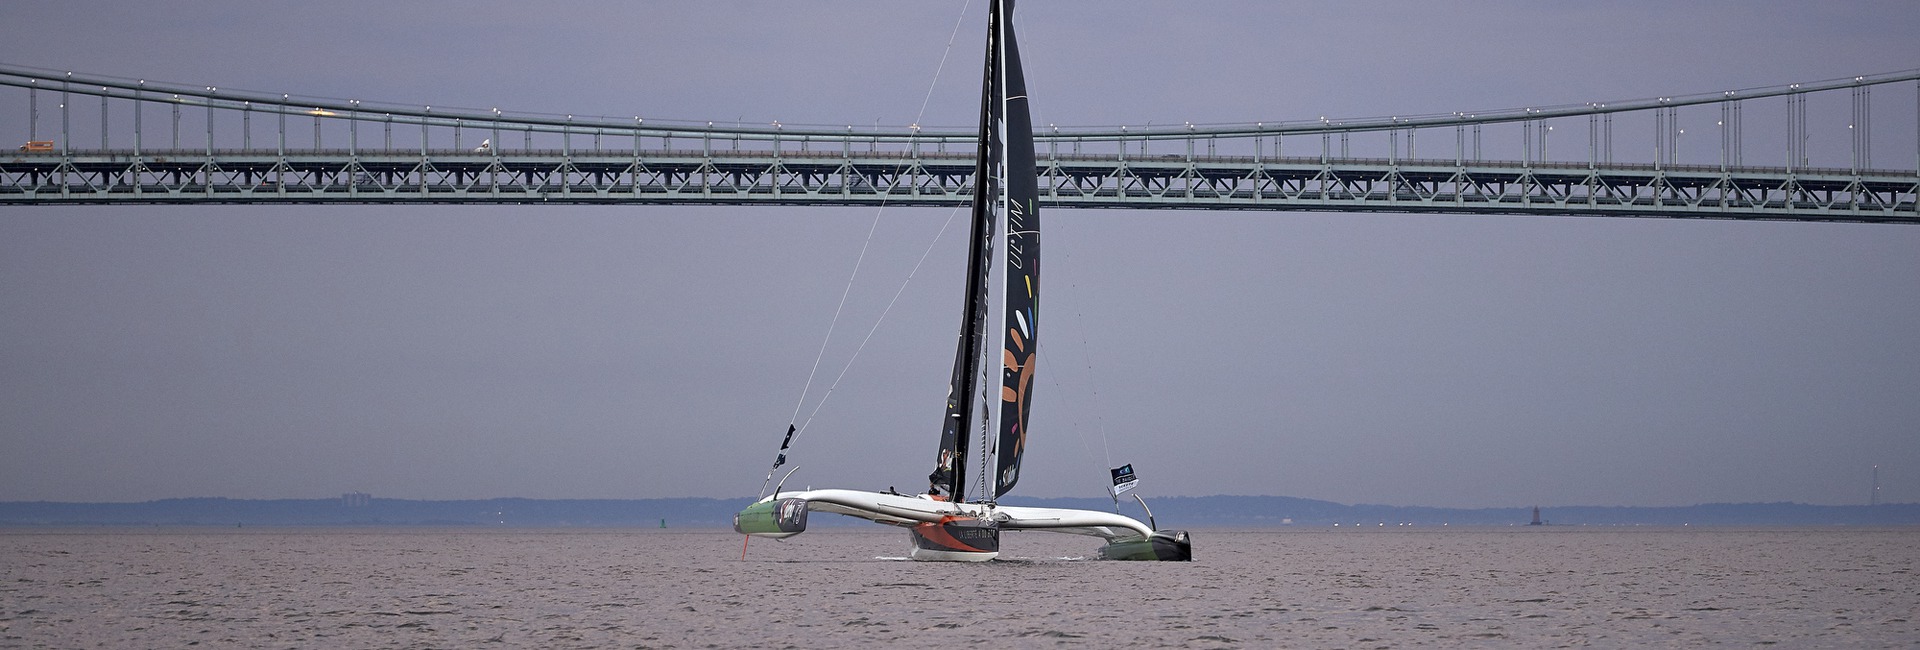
[1,527,1914,648]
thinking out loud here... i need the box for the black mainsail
[992,0,1039,499]
[925,0,1036,502]
[930,0,1037,503]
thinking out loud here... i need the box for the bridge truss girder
[2,150,1915,223]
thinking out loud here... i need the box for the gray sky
[2,1,1918,507]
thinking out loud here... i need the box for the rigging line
[792,202,966,441]
[782,0,973,428]
[976,249,997,504]
[1051,218,1115,470]
[974,309,992,503]
[1035,343,1112,496]
[978,187,1003,499]
[769,2,975,496]
[915,0,976,128]
[787,212,882,425]
[975,389,992,500]
[1026,219,1117,501]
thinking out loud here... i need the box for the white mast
[985,0,1014,489]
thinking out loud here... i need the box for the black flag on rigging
[773,424,796,469]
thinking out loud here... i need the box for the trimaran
[734,0,1191,562]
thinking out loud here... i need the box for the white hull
[736,489,1192,561]
[907,546,998,562]
[747,489,1156,540]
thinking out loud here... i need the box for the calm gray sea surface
[1,527,1914,648]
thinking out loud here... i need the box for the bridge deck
[3,149,1915,222]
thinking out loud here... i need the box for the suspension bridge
[2,64,1916,223]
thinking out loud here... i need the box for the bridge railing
[5,145,1907,182]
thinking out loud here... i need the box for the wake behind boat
[734,0,1190,562]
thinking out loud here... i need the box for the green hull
[733,498,808,538]
[1097,530,1192,561]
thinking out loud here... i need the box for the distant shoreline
[3,496,1915,528]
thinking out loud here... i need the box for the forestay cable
[792,204,965,440]
[759,2,975,499]
[784,1,975,427]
